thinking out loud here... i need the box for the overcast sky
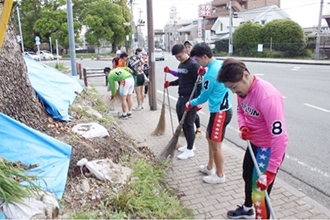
[133,0,330,30]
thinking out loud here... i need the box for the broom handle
[162,72,167,104]
[178,74,202,124]
[166,88,174,134]
[247,140,277,219]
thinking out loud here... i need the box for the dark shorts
[207,109,232,142]
[134,74,145,87]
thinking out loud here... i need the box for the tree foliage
[261,19,307,56]
[12,0,131,52]
[80,0,131,52]
[233,21,262,54]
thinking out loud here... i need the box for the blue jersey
[190,59,232,113]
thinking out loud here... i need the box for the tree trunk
[0,9,47,131]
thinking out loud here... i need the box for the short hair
[171,44,185,55]
[135,48,142,55]
[104,67,111,74]
[190,42,213,58]
[217,58,249,83]
[120,52,128,59]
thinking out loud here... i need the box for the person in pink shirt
[217,58,288,219]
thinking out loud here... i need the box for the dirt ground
[43,91,157,218]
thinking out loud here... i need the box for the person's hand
[239,126,251,140]
[164,81,171,89]
[195,105,203,112]
[185,102,192,111]
[110,96,115,101]
[256,171,276,191]
[164,66,171,73]
[197,67,206,76]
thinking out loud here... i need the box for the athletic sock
[243,205,253,212]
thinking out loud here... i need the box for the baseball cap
[184,40,193,46]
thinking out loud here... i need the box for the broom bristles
[151,103,166,136]
[158,118,185,161]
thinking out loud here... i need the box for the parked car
[38,50,54,60]
[154,49,165,61]
[23,51,40,61]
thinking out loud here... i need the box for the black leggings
[195,114,200,129]
[176,96,196,150]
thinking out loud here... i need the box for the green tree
[261,19,307,56]
[233,21,262,55]
[81,0,131,53]
[13,0,80,52]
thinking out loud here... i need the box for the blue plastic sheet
[24,56,83,121]
[0,113,72,199]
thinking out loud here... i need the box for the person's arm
[170,79,179,86]
[237,98,246,128]
[260,95,288,173]
[108,74,117,96]
[169,70,178,77]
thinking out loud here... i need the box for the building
[206,0,281,30]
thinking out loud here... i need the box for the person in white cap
[112,50,122,68]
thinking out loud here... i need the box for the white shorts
[119,77,134,96]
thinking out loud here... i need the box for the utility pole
[228,0,233,55]
[146,0,157,110]
[66,0,77,76]
[130,0,135,55]
[16,0,24,52]
[314,0,324,60]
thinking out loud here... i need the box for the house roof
[239,5,289,23]
[178,23,198,32]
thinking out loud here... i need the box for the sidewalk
[94,85,330,219]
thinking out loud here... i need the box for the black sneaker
[227,205,254,219]
[127,113,132,118]
[120,114,128,120]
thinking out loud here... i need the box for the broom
[158,75,202,161]
[151,72,167,136]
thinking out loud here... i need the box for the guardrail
[82,68,107,87]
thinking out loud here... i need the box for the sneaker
[127,113,132,118]
[227,205,255,219]
[178,145,195,152]
[203,174,226,184]
[199,165,216,175]
[120,114,128,120]
[133,106,142,111]
[177,149,194,160]
[195,130,202,138]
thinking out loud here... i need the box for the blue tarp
[24,56,83,121]
[0,113,72,199]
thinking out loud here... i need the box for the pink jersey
[237,76,288,173]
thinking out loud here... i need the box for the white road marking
[254,73,264,76]
[303,103,330,113]
[292,67,301,71]
[282,96,287,99]
[285,154,329,178]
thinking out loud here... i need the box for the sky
[133,0,330,30]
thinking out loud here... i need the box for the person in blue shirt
[185,42,233,184]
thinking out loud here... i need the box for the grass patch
[107,158,193,219]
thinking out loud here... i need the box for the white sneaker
[177,149,194,160]
[203,174,226,184]
[133,106,142,111]
[178,144,196,152]
[199,165,216,175]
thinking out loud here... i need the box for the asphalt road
[49,55,330,208]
